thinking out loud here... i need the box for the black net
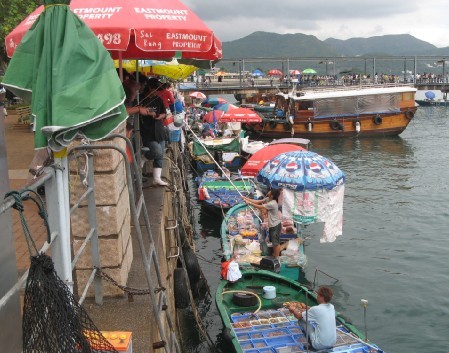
[22,254,118,353]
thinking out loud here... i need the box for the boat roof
[269,137,310,147]
[282,84,417,101]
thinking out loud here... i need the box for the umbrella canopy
[425,91,436,99]
[201,97,227,108]
[252,69,265,77]
[213,102,238,112]
[241,144,305,177]
[257,150,345,191]
[113,59,197,80]
[302,68,317,75]
[290,70,302,75]
[219,107,262,123]
[3,0,127,150]
[203,109,224,123]
[215,71,227,76]
[189,91,207,99]
[268,69,283,76]
[5,0,222,61]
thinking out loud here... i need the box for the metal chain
[94,267,165,295]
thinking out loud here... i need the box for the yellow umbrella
[113,59,197,80]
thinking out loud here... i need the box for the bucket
[169,100,184,114]
[169,129,181,142]
[262,286,276,299]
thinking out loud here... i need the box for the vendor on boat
[242,189,282,258]
[288,286,337,350]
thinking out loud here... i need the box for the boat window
[314,93,401,118]
[297,101,313,110]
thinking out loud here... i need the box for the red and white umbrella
[5,0,222,60]
[189,91,207,100]
[219,107,262,123]
[290,69,302,75]
[268,69,283,76]
[203,110,224,123]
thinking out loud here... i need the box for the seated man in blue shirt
[289,286,337,350]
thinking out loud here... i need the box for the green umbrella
[302,68,317,75]
[3,0,127,150]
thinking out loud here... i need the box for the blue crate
[251,338,269,349]
[231,313,252,323]
[262,328,291,338]
[265,335,295,346]
[273,343,304,353]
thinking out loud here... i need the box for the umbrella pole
[52,149,73,293]
[118,51,123,82]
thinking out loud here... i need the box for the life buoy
[373,115,382,125]
[405,110,414,120]
[283,122,292,130]
[269,121,277,129]
[330,120,344,131]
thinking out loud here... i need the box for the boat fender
[330,120,344,131]
[373,114,382,125]
[232,292,258,307]
[405,110,414,120]
[305,121,313,131]
[269,121,277,129]
[174,268,189,309]
[283,122,292,130]
[182,246,201,285]
[203,187,210,199]
[222,327,235,344]
[354,120,361,133]
[288,115,294,125]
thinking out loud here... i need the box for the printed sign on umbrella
[241,144,305,177]
[5,0,222,60]
[219,107,262,123]
[257,150,345,191]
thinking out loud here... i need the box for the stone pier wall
[69,127,132,297]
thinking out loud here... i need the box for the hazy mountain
[222,31,338,59]
[222,32,449,59]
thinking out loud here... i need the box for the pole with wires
[184,123,263,222]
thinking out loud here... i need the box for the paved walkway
[4,109,48,275]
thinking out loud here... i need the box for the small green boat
[221,203,307,282]
[216,270,385,353]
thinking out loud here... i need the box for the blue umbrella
[257,150,345,191]
[252,69,265,77]
[425,91,436,100]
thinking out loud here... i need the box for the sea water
[183,106,449,353]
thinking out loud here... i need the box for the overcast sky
[183,0,449,48]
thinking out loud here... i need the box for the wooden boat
[221,203,306,282]
[244,84,417,138]
[216,269,385,353]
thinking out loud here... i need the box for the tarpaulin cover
[193,137,240,156]
[282,185,345,243]
[313,93,401,119]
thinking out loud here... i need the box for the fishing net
[23,254,118,353]
[6,189,118,353]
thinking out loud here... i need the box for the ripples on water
[184,107,449,353]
